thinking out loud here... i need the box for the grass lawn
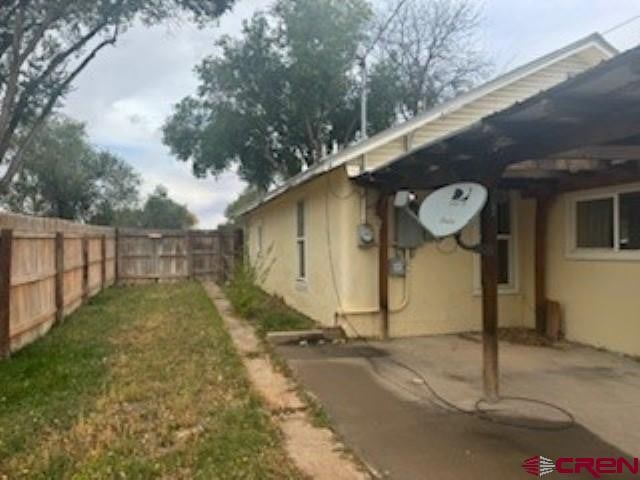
[0,282,302,479]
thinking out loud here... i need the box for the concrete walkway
[202,282,369,480]
[275,336,638,480]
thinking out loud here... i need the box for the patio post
[480,185,499,402]
[535,196,550,334]
[377,193,390,340]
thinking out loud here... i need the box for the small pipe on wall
[377,194,390,340]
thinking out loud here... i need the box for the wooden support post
[82,236,89,302]
[55,233,65,323]
[535,197,549,334]
[480,188,499,402]
[377,194,389,340]
[0,229,13,359]
[101,234,107,289]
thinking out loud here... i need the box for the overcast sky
[62,0,640,228]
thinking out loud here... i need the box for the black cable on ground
[331,317,575,432]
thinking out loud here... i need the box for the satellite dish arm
[454,232,491,255]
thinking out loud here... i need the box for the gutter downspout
[377,194,389,340]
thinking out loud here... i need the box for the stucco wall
[246,175,537,338]
[547,183,640,356]
[246,168,377,334]
[384,194,536,337]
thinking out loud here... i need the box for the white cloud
[61,0,640,228]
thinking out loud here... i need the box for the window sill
[472,286,520,297]
[565,249,640,262]
[295,279,308,291]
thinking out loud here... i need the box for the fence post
[82,236,89,302]
[233,228,244,270]
[217,232,226,285]
[101,234,107,289]
[55,232,65,324]
[114,228,119,284]
[0,229,13,358]
[186,230,194,280]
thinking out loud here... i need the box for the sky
[62,0,640,228]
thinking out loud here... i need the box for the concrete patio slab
[275,335,639,480]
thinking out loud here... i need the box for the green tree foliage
[163,0,372,190]
[163,0,488,190]
[0,0,235,192]
[130,185,198,229]
[2,116,199,229]
[2,116,140,222]
[224,186,263,221]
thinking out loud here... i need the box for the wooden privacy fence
[0,213,243,358]
[116,228,241,283]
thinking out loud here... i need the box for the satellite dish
[418,182,487,238]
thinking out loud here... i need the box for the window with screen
[497,196,512,286]
[619,191,640,250]
[576,198,614,248]
[296,200,306,279]
[473,192,517,293]
[570,188,640,258]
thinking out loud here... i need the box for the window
[619,191,640,250]
[473,192,517,293]
[496,195,513,286]
[296,200,306,279]
[569,187,640,259]
[576,198,614,248]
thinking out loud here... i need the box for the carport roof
[354,43,640,193]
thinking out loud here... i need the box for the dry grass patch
[0,282,301,479]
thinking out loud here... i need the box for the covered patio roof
[354,43,640,402]
[354,43,640,194]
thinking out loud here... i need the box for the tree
[367,0,489,126]
[2,115,140,222]
[224,186,262,221]
[163,0,371,190]
[133,185,197,229]
[0,0,235,193]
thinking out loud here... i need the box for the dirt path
[202,282,371,480]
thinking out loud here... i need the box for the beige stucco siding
[246,168,377,325]
[383,194,536,337]
[247,177,538,339]
[547,184,640,356]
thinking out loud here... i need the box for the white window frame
[565,182,640,261]
[473,191,519,295]
[295,200,307,284]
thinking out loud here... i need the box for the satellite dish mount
[415,182,490,254]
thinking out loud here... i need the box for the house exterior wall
[241,40,622,344]
[384,195,537,337]
[245,168,378,334]
[246,174,538,339]
[246,172,640,356]
[546,182,640,357]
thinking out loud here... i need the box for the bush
[226,262,315,336]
